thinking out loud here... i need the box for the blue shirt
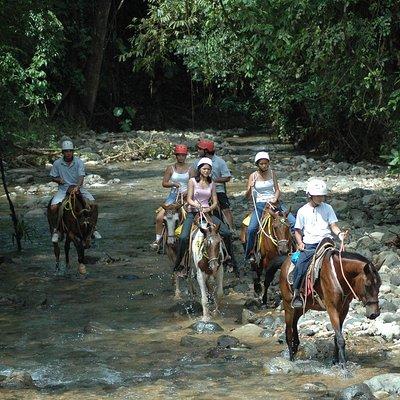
[50,156,85,191]
[192,155,231,193]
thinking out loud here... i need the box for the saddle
[287,238,336,308]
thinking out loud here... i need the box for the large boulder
[364,373,400,396]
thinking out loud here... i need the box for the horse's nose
[366,306,380,320]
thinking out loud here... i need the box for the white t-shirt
[295,202,338,244]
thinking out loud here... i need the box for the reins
[338,237,360,301]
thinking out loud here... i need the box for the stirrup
[291,291,303,309]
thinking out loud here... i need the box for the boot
[291,289,303,309]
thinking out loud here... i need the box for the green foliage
[113,106,137,132]
[125,0,400,160]
[0,3,64,130]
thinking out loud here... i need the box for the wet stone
[243,298,262,311]
[0,371,36,389]
[190,321,223,334]
[217,335,240,349]
[83,321,114,334]
[169,301,202,316]
[334,383,377,400]
[180,335,207,348]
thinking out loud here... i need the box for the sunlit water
[0,135,398,399]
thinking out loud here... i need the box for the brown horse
[47,188,98,276]
[251,209,292,305]
[279,249,382,367]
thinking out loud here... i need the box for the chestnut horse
[47,189,98,276]
[251,210,292,305]
[279,250,382,367]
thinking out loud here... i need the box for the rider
[150,144,190,250]
[192,139,235,233]
[292,179,347,308]
[48,139,101,243]
[173,157,237,273]
[244,151,295,263]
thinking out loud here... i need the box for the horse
[47,188,98,276]
[160,202,185,299]
[251,209,292,306]
[279,248,382,368]
[192,221,225,321]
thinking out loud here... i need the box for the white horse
[161,203,185,299]
[191,222,224,321]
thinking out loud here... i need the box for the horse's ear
[161,204,167,210]
[363,263,373,276]
[214,223,220,233]
[284,207,291,218]
[375,258,385,271]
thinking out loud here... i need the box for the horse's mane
[332,250,371,264]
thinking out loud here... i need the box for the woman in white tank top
[242,151,281,261]
[150,144,190,250]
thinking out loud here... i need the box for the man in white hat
[291,179,348,308]
[48,139,101,243]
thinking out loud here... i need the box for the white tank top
[252,172,275,203]
[170,166,189,193]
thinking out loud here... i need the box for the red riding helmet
[174,144,188,155]
[197,139,215,152]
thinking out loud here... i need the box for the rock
[169,301,202,316]
[84,174,106,187]
[243,298,262,311]
[15,175,34,184]
[190,321,223,334]
[364,373,400,396]
[390,275,400,286]
[334,383,377,400]
[231,323,263,338]
[180,335,207,348]
[83,321,114,334]
[259,328,274,338]
[375,251,400,269]
[242,308,257,324]
[0,371,36,389]
[263,356,327,375]
[217,335,240,348]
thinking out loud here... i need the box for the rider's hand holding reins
[338,229,349,242]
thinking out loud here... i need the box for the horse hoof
[78,265,87,275]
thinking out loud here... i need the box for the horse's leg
[262,256,275,305]
[65,236,71,269]
[284,306,295,360]
[197,270,210,322]
[214,266,224,315]
[326,304,347,367]
[333,303,350,365]
[53,242,60,273]
[291,310,302,357]
[253,260,262,296]
[74,239,86,275]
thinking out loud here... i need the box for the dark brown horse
[251,209,292,305]
[279,250,382,367]
[47,188,98,276]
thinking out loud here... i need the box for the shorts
[51,188,95,205]
[217,192,230,210]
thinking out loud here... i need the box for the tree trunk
[82,0,112,119]
[0,157,22,251]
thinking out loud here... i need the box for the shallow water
[0,135,398,399]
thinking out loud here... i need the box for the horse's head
[162,203,182,244]
[270,210,291,255]
[359,262,382,320]
[77,206,96,249]
[199,223,222,273]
